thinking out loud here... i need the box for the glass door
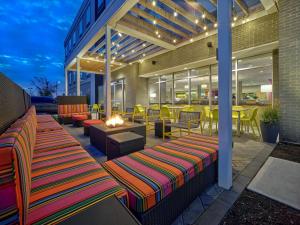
[111,79,125,112]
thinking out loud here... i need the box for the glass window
[190,67,209,105]
[160,74,173,105]
[149,77,159,104]
[79,20,84,37]
[174,71,189,105]
[238,54,273,105]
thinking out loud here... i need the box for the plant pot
[260,121,279,143]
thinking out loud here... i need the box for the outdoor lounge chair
[121,107,134,121]
[134,108,160,131]
[163,111,202,140]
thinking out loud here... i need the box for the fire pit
[105,115,124,128]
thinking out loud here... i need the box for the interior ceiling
[78,0,266,73]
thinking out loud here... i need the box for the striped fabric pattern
[58,104,89,117]
[58,105,73,115]
[34,129,80,152]
[102,134,218,213]
[72,104,88,114]
[37,122,63,132]
[27,145,128,225]
[36,115,55,123]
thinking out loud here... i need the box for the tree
[31,76,56,97]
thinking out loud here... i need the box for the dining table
[232,108,251,136]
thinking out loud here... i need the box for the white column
[188,69,191,105]
[65,68,68,96]
[90,74,96,105]
[218,0,233,190]
[105,25,112,118]
[76,58,81,96]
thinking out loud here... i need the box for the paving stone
[171,215,184,225]
[182,197,205,225]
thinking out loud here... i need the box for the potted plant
[260,107,279,143]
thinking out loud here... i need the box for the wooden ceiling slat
[117,42,151,60]
[120,14,175,44]
[115,40,143,57]
[125,45,160,62]
[184,0,217,23]
[114,37,139,55]
[131,7,188,39]
[235,0,249,16]
[138,0,197,35]
[159,0,206,29]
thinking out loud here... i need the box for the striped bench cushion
[102,134,218,213]
[34,129,80,152]
[36,115,55,123]
[27,145,128,225]
[37,121,63,132]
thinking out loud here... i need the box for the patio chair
[121,107,134,121]
[209,108,219,135]
[241,108,261,137]
[134,108,160,131]
[202,106,212,129]
[132,104,146,121]
[182,105,195,112]
[149,104,160,110]
[160,105,176,121]
[163,111,202,140]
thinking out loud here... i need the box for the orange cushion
[83,120,104,127]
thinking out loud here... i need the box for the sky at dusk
[0,0,83,93]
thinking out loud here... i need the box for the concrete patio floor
[63,124,275,225]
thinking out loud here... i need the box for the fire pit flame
[106,114,124,128]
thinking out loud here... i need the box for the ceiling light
[143,53,146,57]
[100,53,103,56]
[152,0,156,6]
[115,51,118,55]
[112,56,116,60]
[202,14,206,19]
[184,67,188,70]
[129,62,132,65]
[231,22,235,27]
[122,54,125,58]
[205,32,208,36]
[173,39,177,43]
[131,49,135,53]
[143,43,146,47]
[174,11,178,17]
[155,30,159,35]
[195,19,199,24]
[117,44,120,48]
[112,42,115,46]
[246,18,249,22]
[214,23,218,28]
[234,17,237,21]
[190,38,194,42]
[158,34,161,38]
[232,56,236,59]
[204,26,207,30]
[242,20,246,24]
[153,20,157,25]
[118,32,122,37]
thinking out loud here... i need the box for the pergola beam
[117,42,150,60]
[139,0,197,35]
[124,44,158,62]
[105,25,112,118]
[159,0,206,29]
[235,0,249,16]
[131,7,188,38]
[116,17,176,50]
[183,0,217,23]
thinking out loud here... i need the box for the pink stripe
[28,180,120,224]
[33,146,81,158]
[145,148,196,177]
[120,157,173,196]
[177,138,219,150]
[32,164,100,189]
[163,142,211,158]
[32,153,89,170]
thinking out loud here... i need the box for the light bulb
[174,11,178,17]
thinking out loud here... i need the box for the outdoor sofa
[103,133,219,225]
[0,106,128,225]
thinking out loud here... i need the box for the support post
[105,25,112,118]
[90,74,96,105]
[65,68,68,96]
[76,58,81,96]
[218,0,233,190]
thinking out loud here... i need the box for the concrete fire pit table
[89,123,146,155]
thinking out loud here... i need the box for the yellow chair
[160,105,175,121]
[241,108,261,137]
[182,105,194,112]
[149,104,160,110]
[133,104,146,121]
[209,108,219,135]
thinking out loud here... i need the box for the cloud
[0,0,83,89]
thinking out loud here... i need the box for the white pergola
[64,0,277,189]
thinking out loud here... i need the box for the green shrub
[261,107,279,124]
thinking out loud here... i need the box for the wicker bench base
[134,161,217,225]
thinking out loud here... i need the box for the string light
[233,16,237,21]
[231,22,235,27]
[242,20,246,24]
[131,49,135,53]
[155,30,159,35]
[195,19,199,24]
[173,39,177,43]
[118,32,122,37]
[117,44,120,48]
[190,38,194,42]
[158,34,161,38]
[174,11,178,17]
[122,54,125,58]
[112,42,115,46]
[202,13,206,19]
[143,53,146,57]
[214,23,218,28]
[142,43,146,47]
[204,25,207,30]
[152,0,156,6]
[205,32,208,36]
[153,20,157,25]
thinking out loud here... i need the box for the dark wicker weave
[134,162,217,225]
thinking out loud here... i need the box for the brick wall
[139,13,278,75]
[279,0,300,143]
